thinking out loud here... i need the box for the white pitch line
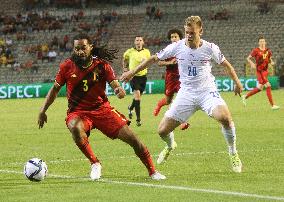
[1,148,282,166]
[0,169,283,201]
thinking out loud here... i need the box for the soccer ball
[24,158,48,182]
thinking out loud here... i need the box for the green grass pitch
[0,90,283,202]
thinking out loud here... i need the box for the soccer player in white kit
[121,16,243,173]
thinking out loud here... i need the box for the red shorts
[165,72,180,96]
[256,70,269,85]
[66,102,128,139]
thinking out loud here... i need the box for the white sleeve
[211,43,226,64]
[156,42,177,60]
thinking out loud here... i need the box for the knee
[220,116,233,129]
[67,120,85,141]
[265,82,271,88]
[158,124,169,137]
[217,111,232,128]
[258,85,264,90]
[69,126,80,136]
[118,126,144,148]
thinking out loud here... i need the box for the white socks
[221,123,237,155]
[161,131,175,148]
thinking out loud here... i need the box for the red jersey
[165,57,179,74]
[250,48,272,71]
[164,57,180,96]
[55,57,116,113]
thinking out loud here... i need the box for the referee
[122,36,151,126]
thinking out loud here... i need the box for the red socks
[76,138,156,175]
[246,87,274,106]
[154,97,167,116]
[266,87,274,106]
[246,88,260,99]
[76,137,99,164]
[157,97,167,108]
[136,147,155,176]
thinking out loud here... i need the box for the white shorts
[165,88,227,123]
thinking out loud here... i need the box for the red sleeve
[250,48,257,57]
[55,62,67,86]
[104,63,116,83]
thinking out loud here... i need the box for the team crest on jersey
[93,64,103,82]
[262,50,268,59]
[71,74,77,78]
[93,71,99,81]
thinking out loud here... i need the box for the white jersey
[156,39,225,91]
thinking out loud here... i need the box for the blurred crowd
[0,7,118,75]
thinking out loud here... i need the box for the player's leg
[245,85,262,99]
[154,73,176,116]
[212,105,242,173]
[265,83,280,109]
[200,90,242,172]
[262,72,280,109]
[66,115,101,180]
[92,106,164,180]
[156,116,180,163]
[117,125,166,180]
[265,82,273,106]
[153,94,173,116]
[157,90,195,164]
[134,76,147,126]
[133,89,142,126]
[158,116,180,147]
[242,71,263,105]
[128,99,135,119]
[128,77,137,119]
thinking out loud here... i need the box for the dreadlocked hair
[91,45,119,63]
[73,33,119,63]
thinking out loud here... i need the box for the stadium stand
[0,0,284,84]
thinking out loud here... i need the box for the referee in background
[122,36,151,126]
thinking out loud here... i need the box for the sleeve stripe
[54,80,61,87]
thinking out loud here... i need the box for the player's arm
[246,55,256,69]
[221,59,243,96]
[122,58,129,72]
[109,79,126,99]
[122,50,130,72]
[38,82,62,128]
[120,55,159,82]
[158,58,177,67]
[269,57,275,66]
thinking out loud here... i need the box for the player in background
[121,16,243,172]
[154,28,189,130]
[37,33,165,181]
[242,36,280,110]
[122,36,151,126]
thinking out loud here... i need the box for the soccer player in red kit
[242,36,280,110]
[153,29,189,130]
[37,33,165,180]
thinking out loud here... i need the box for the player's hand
[250,64,256,69]
[234,83,243,97]
[170,58,177,65]
[120,70,135,83]
[38,111,47,129]
[114,87,126,99]
[270,61,275,66]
